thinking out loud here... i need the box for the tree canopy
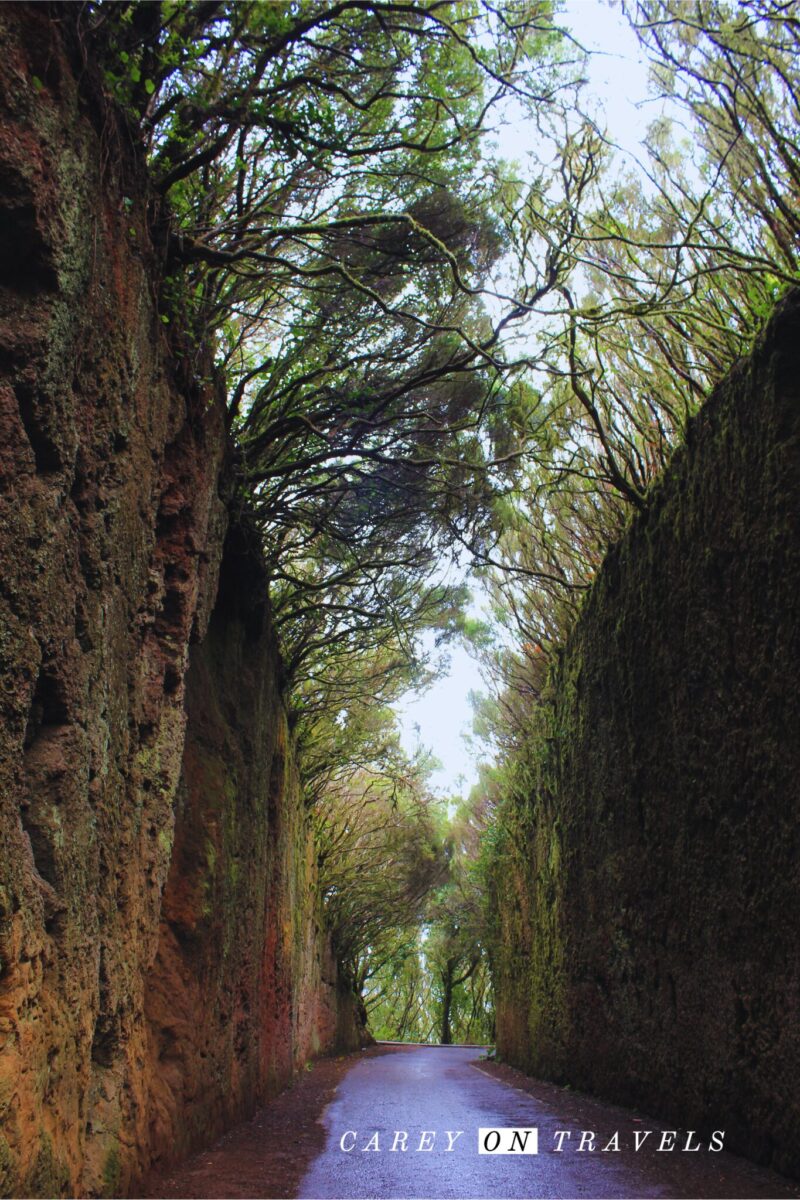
[79,0,800,1041]
[87,1,568,701]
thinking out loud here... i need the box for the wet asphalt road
[298,1045,799,1199]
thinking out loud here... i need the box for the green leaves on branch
[314,748,446,985]
[364,792,496,1044]
[474,0,800,743]
[83,1,574,736]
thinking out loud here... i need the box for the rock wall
[0,10,359,1197]
[489,290,800,1178]
[141,523,364,1185]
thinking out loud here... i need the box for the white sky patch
[562,0,653,154]
[395,635,484,798]
[394,0,654,798]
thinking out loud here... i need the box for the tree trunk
[440,962,454,1044]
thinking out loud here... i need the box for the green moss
[548,824,561,875]
[101,1143,121,1198]
[0,1077,12,1118]
[0,1136,15,1200]
[486,293,800,1175]
[24,1133,70,1199]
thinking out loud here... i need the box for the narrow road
[299,1045,797,1200]
[145,1043,800,1199]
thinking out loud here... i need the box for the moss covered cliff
[488,289,800,1177]
[0,10,359,1197]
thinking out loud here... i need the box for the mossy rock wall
[490,289,800,1178]
[0,10,359,1197]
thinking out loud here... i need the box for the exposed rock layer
[491,290,800,1178]
[0,10,358,1197]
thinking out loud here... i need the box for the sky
[395,0,654,798]
[395,631,486,799]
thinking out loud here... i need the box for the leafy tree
[363,934,432,1042]
[83,0,577,746]
[629,0,799,284]
[472,0,800,715]
[314,742,446,992]
[364,793,495,1044]
[472,3,800,1046]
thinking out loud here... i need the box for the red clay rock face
[0,11,358,1197]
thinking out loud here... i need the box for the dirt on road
[142,1045,402,1199]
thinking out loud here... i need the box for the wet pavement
[298,1044,799,1199]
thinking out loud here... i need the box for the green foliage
[83,0,577,752]
[365,793,495,1045]
[84,1,800,700]
[314,741,447,986]
[79,0,800,1051]
[470,0,800,766]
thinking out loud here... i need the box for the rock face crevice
[0,10,358,1197]
[490,289,800,1179]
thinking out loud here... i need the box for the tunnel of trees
[75,0,798,1043]
[1,8,799,1190]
